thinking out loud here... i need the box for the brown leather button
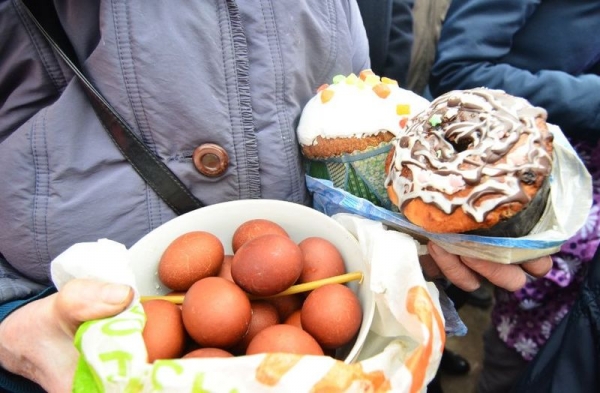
[193,143,229,177]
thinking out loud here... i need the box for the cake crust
[302,131,395,159]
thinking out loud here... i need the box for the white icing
[296,72,430,146]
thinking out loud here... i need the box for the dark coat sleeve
[429,0,600,139]
[356,0,414,86]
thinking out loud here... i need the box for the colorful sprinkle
[381,77,398,86]
[332,74,345,84]
[345,73,359,85]
[364,74,380,86]
[396,104,411,116]
[429,114,443,127]
[372,83,391,98]
[320,89,335,103]
[399,117,408,128]
[316,84,329,93]
[359,69,375,80]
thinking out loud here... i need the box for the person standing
[0,0,552,391]
[0,1,370,391]
[429,0,600,391]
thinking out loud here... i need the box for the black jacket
[356,0,414,86]
[513,245,600,392]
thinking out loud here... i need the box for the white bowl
[127,199,375,363]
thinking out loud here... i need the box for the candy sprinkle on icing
[345,73,359,85]
[382,77,399,86]
[359,69,375,80]
[428,114,442,127]
[316,84,329,92]
[364,74,380,86]
[332,74,345,84]
[373,83,391,99]
[320,89,335,103]
[296,70,431,145]
[396,104,411,116]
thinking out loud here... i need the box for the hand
[420,241,552,292]
[0,279,134,392]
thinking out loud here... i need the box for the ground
[441,282,493,393]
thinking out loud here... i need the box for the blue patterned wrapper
[303,142,394,210]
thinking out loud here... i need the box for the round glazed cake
[298,70,429,208]
[385,88,554,236]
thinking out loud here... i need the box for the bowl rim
[127,199,375,363]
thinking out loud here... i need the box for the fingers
[0,295,79,391]
[419,253,442,280]
[459,255,527,292]
[427,242,481,291]
[0,279,132,393]
[427,242,553,292]
[520,256,553,277]
[55,279,134,333]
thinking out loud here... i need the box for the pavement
[440,282,493,393]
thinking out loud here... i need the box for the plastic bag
[308,124,592,263]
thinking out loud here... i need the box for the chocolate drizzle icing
[386,88,554,226]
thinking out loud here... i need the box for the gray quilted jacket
[0,0,369,301]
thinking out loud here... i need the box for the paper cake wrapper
[304,142,394,210]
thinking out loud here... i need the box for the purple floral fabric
[491,138,600,361]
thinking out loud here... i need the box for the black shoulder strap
[18,0,203,215]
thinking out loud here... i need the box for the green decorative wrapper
[304,142,394,210]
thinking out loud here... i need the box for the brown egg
[182,277,252,348]
[233,300,280,353]
[246,324,324,356]
[298,237,346,283]
[182,348,234,359]
[231,219,289,253]
[301,284,362,349]
[217,254,234,281]
[141,299,187,362]
[266,294,304,321]
[284,310,303,329]
[231,234,303,296]
[159,231,225,291]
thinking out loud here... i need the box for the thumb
[55,279,134,333]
